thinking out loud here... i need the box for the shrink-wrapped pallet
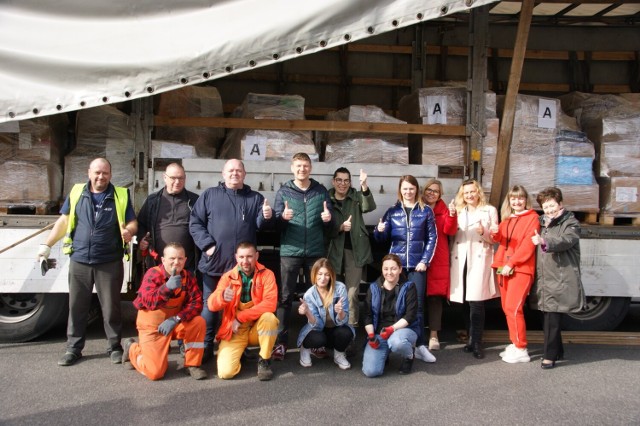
[0,161,63,204]
[598,114,640,177]
[323,105,408,164]
[151,140,198,160]
[219,93,317,161]
[155,86,224,158]
[0,115,67,164]
[599,176,640,214]
[481,118,499,193]
[65,106,135,194]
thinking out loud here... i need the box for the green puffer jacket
[530,210,586,313]
[326,187,376,271]
[275,179,333,258]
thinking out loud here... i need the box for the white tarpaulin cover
[0,0,496,123]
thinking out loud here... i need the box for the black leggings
[302,325,354,352]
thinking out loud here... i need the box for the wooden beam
[490,0,535,208]
[154,116,467,136]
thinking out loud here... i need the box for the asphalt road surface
[1,303,639,426]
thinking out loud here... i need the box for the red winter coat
[427,199,458,297]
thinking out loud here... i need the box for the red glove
[380,326,395,340]
[367,333,380,349]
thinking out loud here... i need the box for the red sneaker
[271,343,287,361]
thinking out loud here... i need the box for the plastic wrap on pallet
[151,140,198,160]
[481,118,499,193]
[556,185,599,212]
[155,86,225,158]
[0,160,63,203]
[0,115,68,165]
[599,114,640,177]
[219,93,317,161]
[599,176,640,214]
[323,105,407,164]
[555,130,596,186]
[75,105,135,151]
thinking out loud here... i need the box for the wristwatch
[175,315,182,323]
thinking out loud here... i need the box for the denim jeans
[361,328,417,377]
[407,269,426,346]
[200,274,221,349]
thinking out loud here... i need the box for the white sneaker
[414,345,436,363]
[333,350,351,370]
[502,347,531,364]
[299,347,312,367]
[499,344,515,358]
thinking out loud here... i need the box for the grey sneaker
[58,351,81,366]
[186,366,208,380]
[257,357,274,381]
[110,349,123,364]
[121,338,135,366]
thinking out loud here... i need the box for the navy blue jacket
[61,182,135,264]
[374,202,437,270]
[189,182,273,276]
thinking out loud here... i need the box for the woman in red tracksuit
[492,185,540,364]
[421,178,457,351]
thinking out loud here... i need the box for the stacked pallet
[219,93,318,161]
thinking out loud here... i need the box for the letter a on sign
[538,99,557,129]
[243,135,267,161]
[425,96,447,125]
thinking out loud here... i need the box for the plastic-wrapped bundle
[555,130,595,186]
[219,93,317,161]
[481,118,499,193]
[0,160,63,204]
[598,113,640,177]
[555,185,599,212]
[599,177,640,214]
[0,115,67,164]
[324,105,407,164]
[155,86,225,158]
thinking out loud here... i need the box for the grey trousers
[67,259,123,354]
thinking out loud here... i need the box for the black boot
[463,343,473,353]
[398,357,414,375]
[472,342,484,359]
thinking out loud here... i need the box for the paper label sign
[615,186,638,203]
[426,96,447,125]
[538,99,557,129]
[244,135,267,161]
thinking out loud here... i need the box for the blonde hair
[397,175,425,209]
[311,258,336,309]
[454,179,488,212]
[500,185,532,219]
[422,178,443,205]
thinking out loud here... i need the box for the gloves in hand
[158,317,179,336]
[380,326,395,340]
[368,333,380,349]
[37,244,51,260]
[165,269,181,291]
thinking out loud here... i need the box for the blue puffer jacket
[374,202,437,269]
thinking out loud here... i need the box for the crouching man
[210,242,278,381]
[122,242,207,380]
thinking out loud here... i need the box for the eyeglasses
[334,178,351,185]
[425,188,440,194]
[165,175,185,182]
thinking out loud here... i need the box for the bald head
[222,159,246,190]
[88,157,112,193]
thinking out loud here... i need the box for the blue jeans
[362,328,417,378]
[407,269,426,346]
[201,274,221,349]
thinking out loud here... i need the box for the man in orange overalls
[122,242,207,380]
[209,241,278,381]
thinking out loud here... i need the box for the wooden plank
[483,330,640,346]
[490,0,535,207]
[154,116,467,136]
[426,45,636,61]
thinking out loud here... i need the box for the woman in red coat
[492,185,540,364]
[422,179,457,350]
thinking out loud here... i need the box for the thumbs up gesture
[139,232,151,251]
[262,198,272,220]
[282,200,294,221]
[476,222,485,236]
[531,229,543,246]
[334,297,344,315]
[341,215,352,232]
[448,199,457,217]
[223,285,235,302]
[298,298,309,315]
[377,218,386,233]
[165,268,181,291]
[359,169,368,191]
[321,201,331,223]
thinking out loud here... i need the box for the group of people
[36,154,585,382]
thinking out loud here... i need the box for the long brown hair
[311,258,336,309]
[397,175,424,209]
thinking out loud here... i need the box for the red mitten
[367,333,380,349]
[380,326,395,340]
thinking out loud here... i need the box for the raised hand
[282,200,294,221]
[359,169,368,191]
[262,198,272,220]
[223,285,235,302]
[334,297,344,315]
[448,199,457,216]
[298,298,308,315]
[531,229,543,246]
[342,215,352,232]
[476,222,485,236]
[321,201,331,223]
[165,268,181,290]
[139,232,151,251]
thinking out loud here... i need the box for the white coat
[449,204,500,303]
